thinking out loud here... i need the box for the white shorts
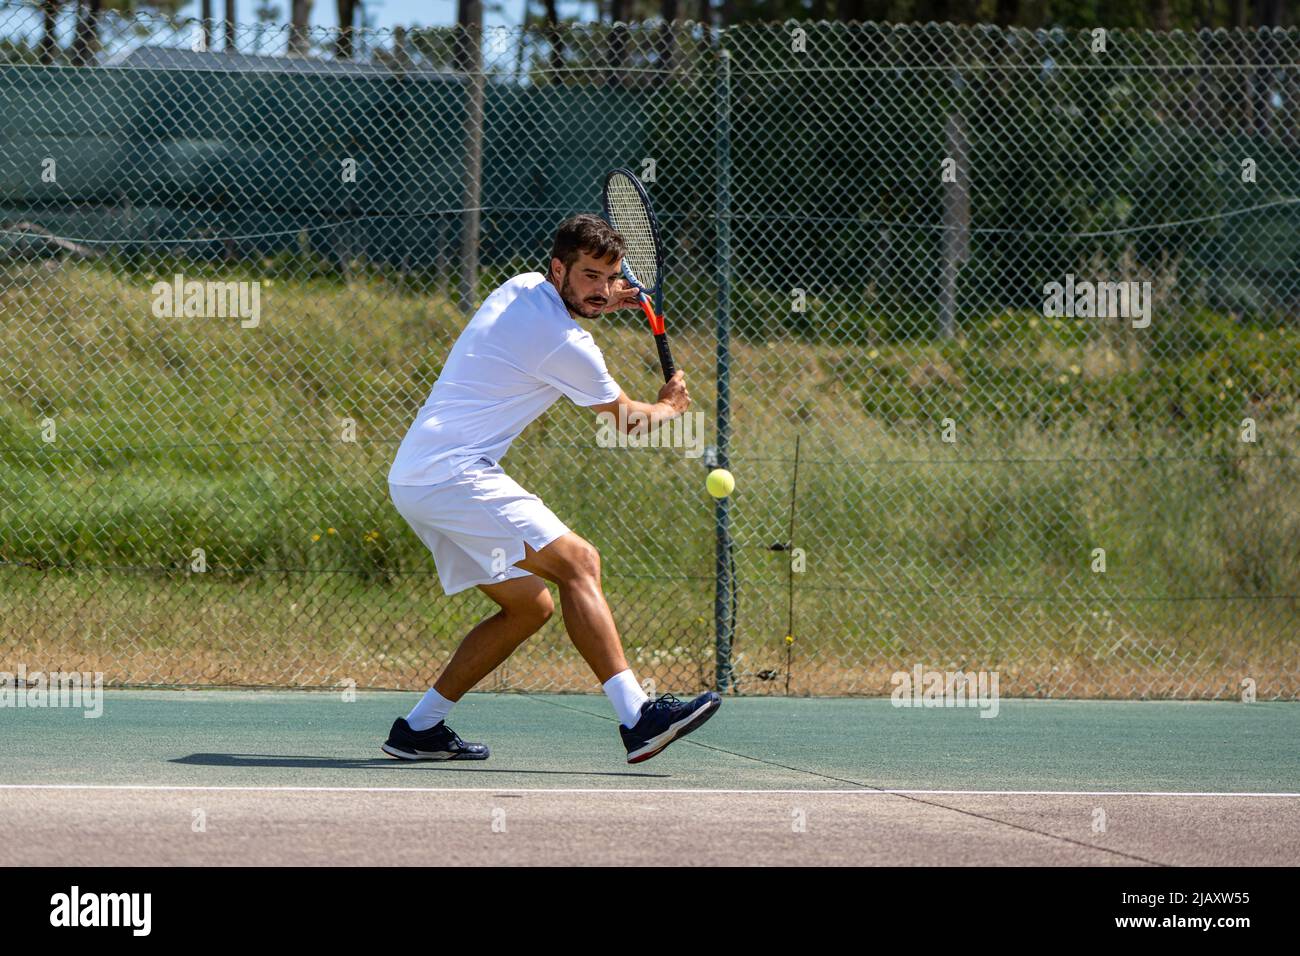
[389,459,570,595]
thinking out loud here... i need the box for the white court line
[1,784,1298,797]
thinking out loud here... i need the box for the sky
[344,1,529,31]
[0,1,599,37]
[1,0,614,51]
[229,0,564,31]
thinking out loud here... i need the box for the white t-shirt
[389,272,622,486]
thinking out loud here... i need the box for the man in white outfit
[384,214,721,764]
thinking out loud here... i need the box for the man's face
[552,250,624,319]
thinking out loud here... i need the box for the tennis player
[383,214,721,764]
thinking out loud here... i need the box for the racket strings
[604,176,659,291]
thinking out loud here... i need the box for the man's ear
[548,257,563,282]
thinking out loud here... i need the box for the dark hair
[549,214,626,277]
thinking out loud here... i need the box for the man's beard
[560,274,605,319]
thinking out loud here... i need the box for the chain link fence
[1,12,1296,698]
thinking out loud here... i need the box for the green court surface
[4,691,1298,866]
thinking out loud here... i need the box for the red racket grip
[638,295,675,381]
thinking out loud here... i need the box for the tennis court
[3,15,1299,877]
[4,690,1297,866]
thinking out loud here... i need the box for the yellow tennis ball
[706,468,735,498]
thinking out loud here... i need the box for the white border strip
[2,784,1298,797]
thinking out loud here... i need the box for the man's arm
[590,371,690,436]
[591,278,690,435]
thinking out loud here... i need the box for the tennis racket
[602,168,676,382]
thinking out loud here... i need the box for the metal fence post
[457,0,484,316]
[714,45,734,693]
[939,110,969,338]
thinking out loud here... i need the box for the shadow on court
[171,752,668,778]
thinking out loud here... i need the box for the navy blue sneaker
[381,717,490,761]
[620,692,721,763]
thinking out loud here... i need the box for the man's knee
[520,534,602,588]
[558,539,601,586]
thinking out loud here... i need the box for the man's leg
[404,575,553,730]
[515,532,720,760]
[439,575,554,698]
[515,533,648,729]
[514,533,626,683]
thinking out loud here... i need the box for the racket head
[601,168,663,299]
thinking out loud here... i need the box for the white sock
[406,688,455,732]
[603,669,650,729]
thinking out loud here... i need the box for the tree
[1252,0,1283,27]
[199,0,211,49]
[71,0,103,66]
[252,0,281,53]
[289,0,312,55]
[837,0,864,22]
[336,0,358,59]
[1152,0,1171,31]
[543,0,564,73]
[658,0,679,80]
[224,0,237,53]
[39,0,61,66]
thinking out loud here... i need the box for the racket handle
[654,332,676,382]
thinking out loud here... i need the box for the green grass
[1,259,1297,697]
